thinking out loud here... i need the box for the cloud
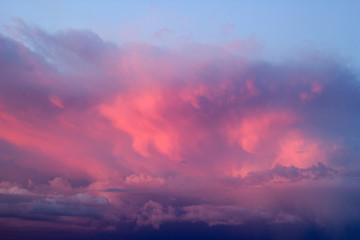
[134,200,176,229]
[0,182,110,230]
[1,22,360,237]
[125,174,165,186]
[0,185,33,196]
[48,177,72,193]
[182,204,247,226]
[235,162,339,186]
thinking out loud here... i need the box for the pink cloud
[1,23,360,233]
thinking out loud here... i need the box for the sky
[1,1,360,240]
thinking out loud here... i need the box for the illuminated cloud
[1,22,360,239]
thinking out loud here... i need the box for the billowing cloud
[1,22,360,239]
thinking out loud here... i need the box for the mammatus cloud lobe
[1,23,360,238]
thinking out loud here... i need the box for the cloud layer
[1,22,360,238]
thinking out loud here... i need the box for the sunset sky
[1,1,360,239]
